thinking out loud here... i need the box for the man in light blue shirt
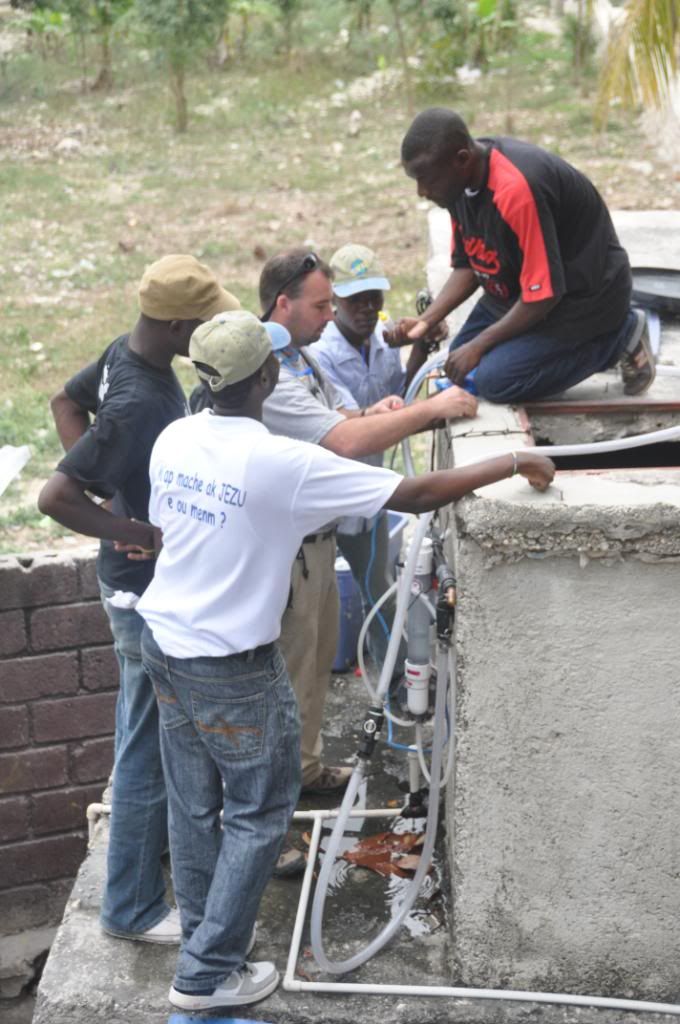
[310,244,432,670]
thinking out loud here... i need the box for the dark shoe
[620,310,655,395]
[273,844,306,878]
[300,764,353,796]
[169,961,279,1009]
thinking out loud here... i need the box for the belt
[302,528,336,544]
[240,641,275,662]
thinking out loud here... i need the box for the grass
[0,0,676,554]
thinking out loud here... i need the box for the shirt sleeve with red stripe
[488,149,565,303]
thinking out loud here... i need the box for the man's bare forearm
[386,451,554,512]
[38,472,154,547]
[422,268,479,326]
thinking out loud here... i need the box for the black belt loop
[244,641,274,662]
[302,527,336,544]
[296,545,309,580]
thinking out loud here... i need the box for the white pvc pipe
[85,802,110,843]
[285,805,680,1015]
[656,365,680,377]
[282,978,680,1014]
[310,642,449,974]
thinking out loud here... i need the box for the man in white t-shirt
[135,309,553,1012]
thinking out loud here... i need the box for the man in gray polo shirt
[259,248,477,874]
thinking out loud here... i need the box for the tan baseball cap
[330,243,390,298]
[189,310,291,391]
[138,254,240,321]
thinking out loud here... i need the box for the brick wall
[0,550,116,993]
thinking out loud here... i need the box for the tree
[136,0,229,132]
[90,0,133,90]
[597,0,680,124]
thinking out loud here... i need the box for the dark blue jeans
[451,299,634,403]
[141,626,301,992]
[98,584,169,937]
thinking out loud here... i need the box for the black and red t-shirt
[449,137,631,341]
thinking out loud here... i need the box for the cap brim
[206,287,241,318]
[263,321,291,351]
[333,276,391,298]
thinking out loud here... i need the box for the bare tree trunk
[391,0,413,115]
[169,58,188,132]
[91,25,113,90]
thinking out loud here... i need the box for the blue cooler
[333,556,363,672]
[387,510,408,570]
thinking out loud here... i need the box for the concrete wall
[0,551,116,1003]
[444,487,680,1000]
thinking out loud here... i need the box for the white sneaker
[103,907,182,944]
[168,961,279,1009]
[140,907,182,943]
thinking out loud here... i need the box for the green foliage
[597,0,680,125]
[135,0,230,128]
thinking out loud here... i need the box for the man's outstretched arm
[386,450,555,513]
[320,384,477,460]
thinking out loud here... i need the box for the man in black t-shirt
[387,108,655,403]
[39,254,239,944]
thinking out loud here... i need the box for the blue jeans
[451,299,634,403]
[99,583,170,936]
[141,626,301,993]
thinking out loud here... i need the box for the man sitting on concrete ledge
[387,107,655,403]
[133,309,554,1012]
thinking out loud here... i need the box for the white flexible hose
[310,641,450,974]
[415,649,457,788]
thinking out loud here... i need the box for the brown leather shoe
[300,764,353,796]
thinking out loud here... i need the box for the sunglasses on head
[261,253,320,322]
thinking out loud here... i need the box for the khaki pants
[278,535,339,787]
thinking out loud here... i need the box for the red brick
[75,556,100,600]
[0,611,26,657]
[0,705,29,749]
[0,879,72,932]
[0,834,86,886]
[80,645,118,692]
[31,692,116,743]
[0,652,79,704]
[29,602,111,653]
[0,556,80,611]
[0,746,68,796]
[0,795,30,842]
[31,783,103,836]
[70,736,114,784]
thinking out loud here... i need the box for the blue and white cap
[330,243,391,298]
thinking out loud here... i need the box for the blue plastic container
[169,1016,273,1024]
[333,556,364,672]
[387,510,408,569]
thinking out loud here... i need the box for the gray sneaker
[168,961,279,1009]
[620,309,656,395]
